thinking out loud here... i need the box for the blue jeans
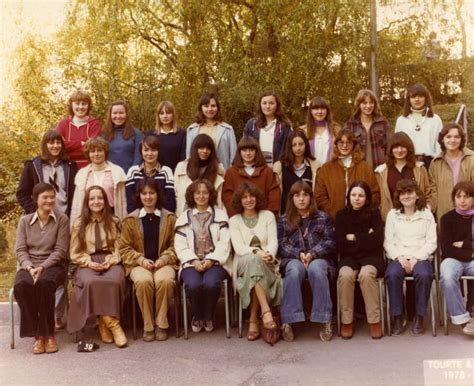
[181,265,227,321]
[281,259,334,324]
[440,258,474,325]
[385,260,433,317]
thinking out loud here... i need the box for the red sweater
[222,165,281,217]
[55,116,101,169]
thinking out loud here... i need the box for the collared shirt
[198,122,218,144]
[30,210,57,230]
[191,206,213,216]
[140,162,162,177]
[138,208,161,218]
[260,119,277,165]
[42,161,68,214]
[85,163,115,206]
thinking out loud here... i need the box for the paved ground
[1,302,473,386]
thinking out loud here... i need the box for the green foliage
[0,223,7,255]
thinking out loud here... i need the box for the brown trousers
[130,265,176,331]
[338,265,380,324]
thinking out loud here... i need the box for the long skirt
[67,254,126,333]
[237,253,281,309]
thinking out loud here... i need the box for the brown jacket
[119,209,178,276]
[375,161,432,221]
[429,147,474,222]
[222,165,281,217]
[314,146,380,220]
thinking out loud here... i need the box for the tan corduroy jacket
[119,208,178,276]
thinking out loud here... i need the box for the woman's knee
[338,266,356,283]
[358,266,377,283]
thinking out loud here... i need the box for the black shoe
[410,315,424,336]
[391,315,405,336]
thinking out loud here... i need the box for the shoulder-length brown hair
[102,101,135,141]
[393,179,427,212]
[83,137,109,162]
[75,185,119,253]
[402,83,434,118]
[40,129,66,161]
[67,90,92,116]
[134,177,163,210]
[285,180,318,230]
[351,89,384,120]
[255,90,290,129]
[330,128,363,162]
[187,134,219,184]
[385,132,416,168]
[281,129,315,169]
[184,179,218,209]
[154,100,177,134]
[233,136,267,168]
[438,123,466,152]
[231,182,266,214]
[305,95,340,138]
[195,92,224,124]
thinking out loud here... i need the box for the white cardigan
[383,208,437,261]
[229,210,278,292]
[394,113,443,158]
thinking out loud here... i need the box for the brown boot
[98,316,114,344]
[102,316,128,348]
[341,323,353,340]
[370,322,382,339]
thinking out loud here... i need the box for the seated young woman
[278,180,337,342]
[120,178,178,342]
[175,179,231,333]
[14,183,69,354]
[384,179,437,336]
[336,181,385,339]
[67,185,127,348]
[439,181,474,337]
[229,182,281,345]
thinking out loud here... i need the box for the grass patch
[0,222,18,301]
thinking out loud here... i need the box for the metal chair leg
[386,282,391,336]
[131,285,137,340]
[182,284,188,340]
[238,295,243,338]
[378,279,385,336]
[336,280,341,337]
[9,288,15,349]
[224,279,230,339]
[431,283,437,337]
[174,284,180,338]
[443,294,449,336]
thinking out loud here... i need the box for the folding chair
[442,275,474,335]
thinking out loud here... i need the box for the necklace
[242,214,258,229]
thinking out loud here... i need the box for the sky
[1,0,473,105]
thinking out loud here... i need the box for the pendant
[415,125,421,131]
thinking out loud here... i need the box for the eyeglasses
[337,141,353,147]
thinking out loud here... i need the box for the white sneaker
[462,318,474,337]
[204,320,214,332]
[191,318,203,333]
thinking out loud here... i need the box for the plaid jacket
[277,211,336,274]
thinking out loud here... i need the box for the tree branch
[377,15,418,34]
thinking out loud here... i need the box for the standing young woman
[186,92,237,170]
[429,123,474,223]
[336,181,385,339]
[301,96,340,165]
[273,130,320,213]
[55,90,101,169]
[384,179,437,336]
[14,183,69,354]
[70,137,127,226]
[16,129,77,330]
[314,128,380,220]
[126,136,176,214]
[243,90,292,166]
[229,183,281,345]
[375,132,432,221]
[120,178,178,342]
[102,100,143,174]
[146,100,186,172]
[440,181,474,337]
[223,136,281,217]
[175,179,231,333]
[344,89,391,169]
[278,181,337,342]
[174,134,225,216]
[394,83,443,168]
[68,186,127,348]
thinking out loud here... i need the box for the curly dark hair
[134,177,163,210]
[231,182,266,214]
[184,179,218,209]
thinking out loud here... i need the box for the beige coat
[429,147,474,222]
[375,161,432,221]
